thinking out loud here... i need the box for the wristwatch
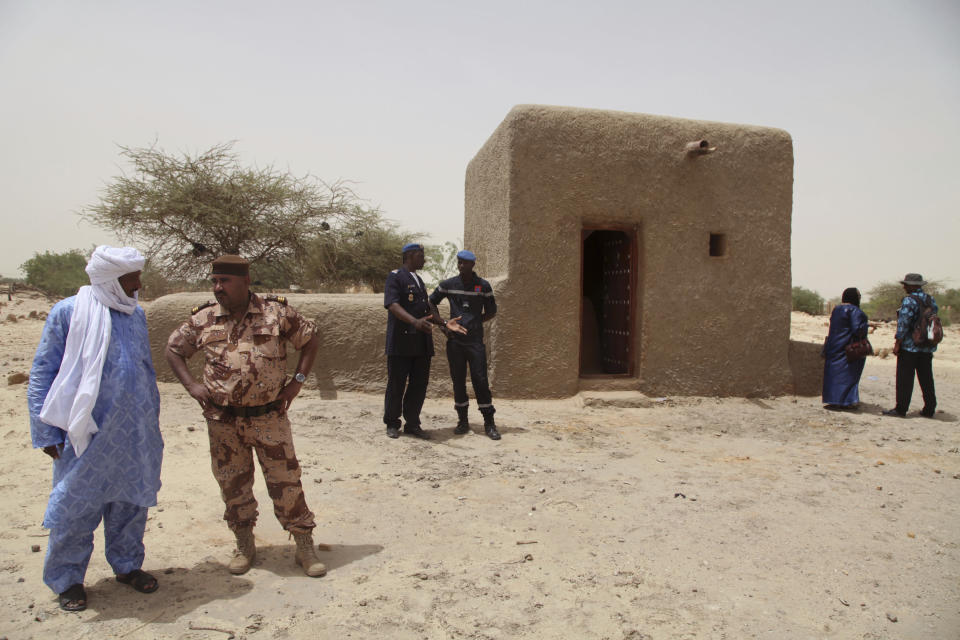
[294,372,307,384]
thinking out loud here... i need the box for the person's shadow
[82,543,383,622]
[912,409,956,421]
[427,423,529,444]
[251,542,384,577]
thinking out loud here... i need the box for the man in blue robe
[27,246,164,611]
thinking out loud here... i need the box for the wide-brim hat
[899,273,927,286]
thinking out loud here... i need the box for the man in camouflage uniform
[165,255,325,577]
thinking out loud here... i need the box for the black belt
[210,399,283,418]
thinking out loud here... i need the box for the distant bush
[20,250,88,297]
[792,286,824,315]
[138,262,207,300]
[934,288,958,327]
[861,280,957,326]
[862,281,907,322]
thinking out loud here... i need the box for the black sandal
[116,569,159,593]
[59,583,87,612]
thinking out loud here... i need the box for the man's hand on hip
[276,380,302,416]
[188,382,212,409]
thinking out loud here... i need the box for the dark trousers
[446,340,494,415]
[895,350,936,415]
[384,355,431,429]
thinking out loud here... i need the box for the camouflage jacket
[167,293,316,419]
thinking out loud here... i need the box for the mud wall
[466,105,796,398]
[788,340,825,397]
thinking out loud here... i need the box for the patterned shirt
[167,293,316,417]
[895,291,939,353]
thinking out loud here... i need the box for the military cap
[456,249,476,262]
[402,243,424,253]
[211,254,250,277]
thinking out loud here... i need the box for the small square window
[709,233,727,257]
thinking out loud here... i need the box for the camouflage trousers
[205,412,315,534]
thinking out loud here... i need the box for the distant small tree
[421,240,461,290]
[862,280,945,322]
[138,260,206,300]
[792,286,824,315]
[937,288,958,327]
[301,208,420,292]
[84,142,373,281]
[20,250,88,297]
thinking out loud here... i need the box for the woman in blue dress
[822,287,870,410]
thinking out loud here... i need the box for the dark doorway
[580,229,635,376]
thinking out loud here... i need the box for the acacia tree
[421,240,461,289]
[84,142,372,281]
[301,207,421,292]
[862,280,944,322]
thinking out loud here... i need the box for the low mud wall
[145,292,458,400]
[146,293,821,402]
[788,339,824,396]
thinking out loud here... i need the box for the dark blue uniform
[383,267,433,431]
[429,274,497,418]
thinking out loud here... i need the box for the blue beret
[402,243,424,253]
[457,249,477,261]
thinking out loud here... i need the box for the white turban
[85,245,146,314]
[39,246,146,456]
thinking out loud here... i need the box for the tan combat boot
[293,532,327,577]
[228,526,256,575]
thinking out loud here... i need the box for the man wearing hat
[28,246,163,611]
[382,243,464,439]
[165,255,326,577]
[883,273,939,418]
[428,249,501,440]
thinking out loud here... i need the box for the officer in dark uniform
[383,243,465,439]
[428,249,500,440]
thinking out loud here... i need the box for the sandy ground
[0,292,958,640]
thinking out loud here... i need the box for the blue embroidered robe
[27,297,163,528]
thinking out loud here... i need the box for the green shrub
[792,286,824,315]
[20,250,89,297]
[862,280,948,323]
[936,288,958,327]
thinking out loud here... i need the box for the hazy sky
[1,0,957,298]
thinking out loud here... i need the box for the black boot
[454,406,470,434]
[482,413,500,440]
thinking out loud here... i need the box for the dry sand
[1,292,958,640]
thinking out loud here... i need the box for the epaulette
[264,295,288,305]
[191,301,216,315]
